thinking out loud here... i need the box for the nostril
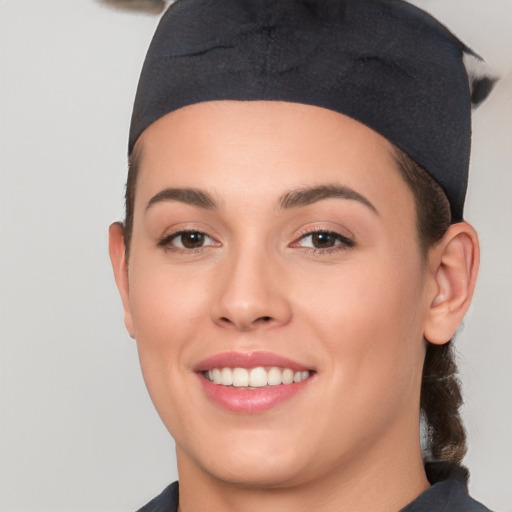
[217,315,274,328]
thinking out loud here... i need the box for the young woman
[109,1,496,510]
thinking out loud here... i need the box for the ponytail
[421,342,467,464]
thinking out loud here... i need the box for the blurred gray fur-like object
[96,0,170,14]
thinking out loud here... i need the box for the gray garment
[400,462,492,512]
[136,481,178,512]
[136,462,492,512]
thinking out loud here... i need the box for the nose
[211,246,292,332]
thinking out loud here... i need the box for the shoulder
[135,482,179,512]
[401,462,493,512]
[136,466,494,512]
[402,480,492,512]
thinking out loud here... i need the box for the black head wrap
[129,0,491,222]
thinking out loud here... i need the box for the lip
[194,351,311,372]
[195,351,315,414]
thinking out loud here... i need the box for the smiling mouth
[203,366,312,388]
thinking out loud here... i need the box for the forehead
[133,100,414,221]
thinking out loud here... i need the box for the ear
[423,222,480,345]
[108,222,135,338]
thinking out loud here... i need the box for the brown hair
[123,143,142,259]
[393,148,466,464]
[122,143,467,464]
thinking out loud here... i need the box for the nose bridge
[211,237,291,330]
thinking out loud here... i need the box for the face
[118,101,433,489]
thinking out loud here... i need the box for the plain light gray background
[0,1,511,511]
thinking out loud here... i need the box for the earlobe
[423,222,479,345]
[108,222,135,338]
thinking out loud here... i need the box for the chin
[200,454,310,489]
[177,426,317,489]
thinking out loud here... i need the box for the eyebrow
[146,187,218,211]
[279,184,378,214]
[145,184,377,215]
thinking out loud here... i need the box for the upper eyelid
[157,225,219,242]
[156,225,355,249]
[288,229,356,254]
[294,225,355,241]
[157,229,214,247]
[295,231,354,244]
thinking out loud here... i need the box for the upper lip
[194,351,313,372]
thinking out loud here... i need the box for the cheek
[127,264,216,444]
[129,258,209,343]
[127,257,212,402]
[301,252,427,398]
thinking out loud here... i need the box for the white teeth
[249,367,267,387]
[205,366,311,387]
[281,368,294,385]
[212,368,221,384]
[232,367,249,387]
[220,367,233,386]
[267,367,282,386]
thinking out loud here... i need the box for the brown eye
[310,232,337,248]
[293,230,354,251]
[178,232,205,249]
[159,230,219,251]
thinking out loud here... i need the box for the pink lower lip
[199,375,312,413]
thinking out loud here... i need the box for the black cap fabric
[130,0,481,222]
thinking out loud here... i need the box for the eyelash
[158,228,354,255]
[157,230,219,254]
[291,228,355,254]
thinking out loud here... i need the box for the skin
[109,101,479,512]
